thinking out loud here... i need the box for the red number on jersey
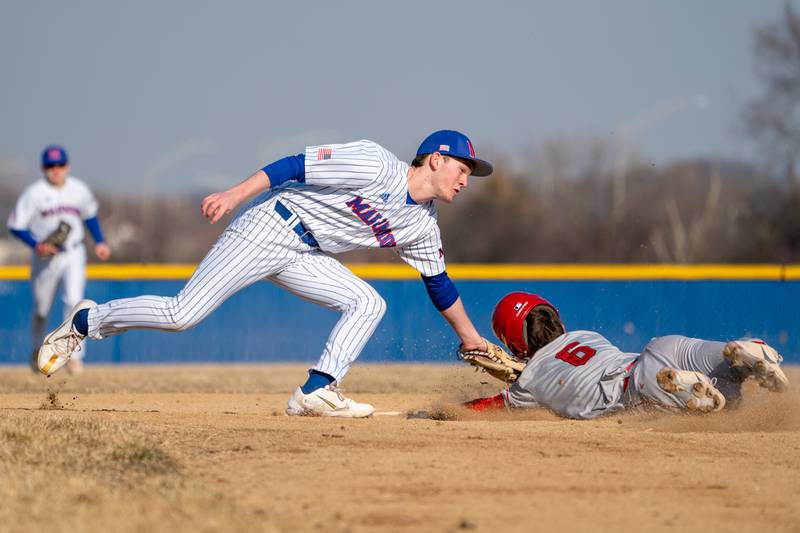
[555,342,597,366]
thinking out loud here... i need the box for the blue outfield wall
[0,277,798,364]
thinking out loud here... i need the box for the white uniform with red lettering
[506,331,741,419]
[7,176,98,357]
[278,140,445,275]
[85,140,445,380]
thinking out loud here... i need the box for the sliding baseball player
[460,292,789,418]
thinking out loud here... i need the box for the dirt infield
[1,364,798,533]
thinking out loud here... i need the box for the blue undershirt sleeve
[84,216,105,243]
[421,271,459,312]
[9,228,37,249]
[262,153,306,188]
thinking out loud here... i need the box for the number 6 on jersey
[555,342,597,366]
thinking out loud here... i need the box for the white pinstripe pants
[86,194,386,381]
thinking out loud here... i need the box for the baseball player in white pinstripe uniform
[8,145,110,374]
[38,130,494,417]
[464,292,789,419]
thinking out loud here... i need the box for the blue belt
[274,200,319,248]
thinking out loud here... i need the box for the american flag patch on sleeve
[317,147,333,160]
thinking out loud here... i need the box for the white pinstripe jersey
[507,331,639,419]
[7,176,98,249]
[276,140,446,276]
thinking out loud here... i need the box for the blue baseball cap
[41,145,69,167]
[416,130,493,177]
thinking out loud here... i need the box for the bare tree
[743,2,800,186]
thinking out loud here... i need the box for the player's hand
[201,190,240,224]
[460,337,489,353]
[95,242,111,261]
[35,242,58,257]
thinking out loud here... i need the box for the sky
[0,0,795,193]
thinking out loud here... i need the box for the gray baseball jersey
[506,333,743,418]
[507,330,639,419]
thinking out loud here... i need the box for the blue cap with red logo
[41,145,69,167]
[416,130,493,177]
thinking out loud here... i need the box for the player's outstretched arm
[202,154,307,224]
[201,170,270,224]
[440,297,487,352]
[464,394,506,412]
[419,272,486,351]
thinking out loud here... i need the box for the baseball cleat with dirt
[286,385,374,418]
[656,368,726,413]
[37,299,94,377]
[723,339,789,393]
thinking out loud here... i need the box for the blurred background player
[37,130,496,418]
[7,145,111,374]
[464,292,789,418]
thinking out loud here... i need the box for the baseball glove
[42,221,71,249]
[458,339,527,384]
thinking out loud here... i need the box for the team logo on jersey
[317,147,333,160]
[345,196,396,248]
[438,248,444,258]
[40,206,81,218]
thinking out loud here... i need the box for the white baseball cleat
[37,299,94,377]
[656,368,726,413]
[723,339,789,393]
[286,385,374,418]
